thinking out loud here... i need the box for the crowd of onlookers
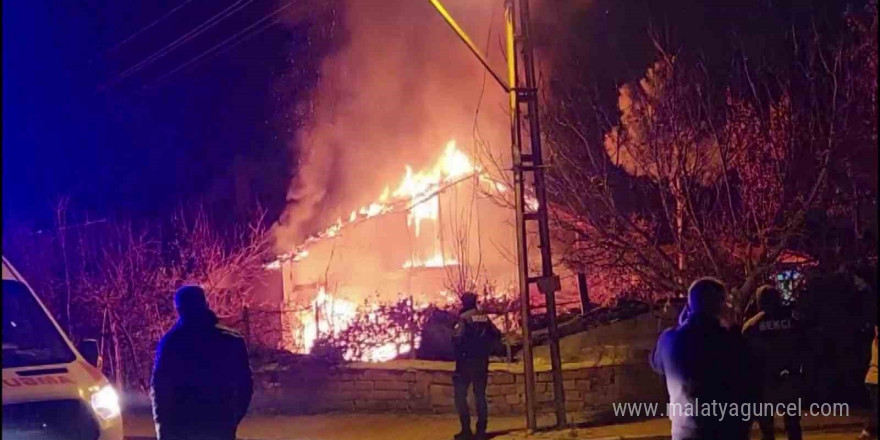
[142,280,877,440]
[650,277,878,440]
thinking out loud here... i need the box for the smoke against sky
[274,0,513,250]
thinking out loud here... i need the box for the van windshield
[2,280,76,368]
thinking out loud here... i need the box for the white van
[2,256,124,440]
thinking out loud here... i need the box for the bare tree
[442,174,485,296]
[165,204,272,318]
[543,23,872,321]
[53,197,73,334]
[5,201,272,389]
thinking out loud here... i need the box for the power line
[116,0,255,81]
[29,219,108,236]
[147,2,292,88]
[105,0,259,88]
[106,0,196,54]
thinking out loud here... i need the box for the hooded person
[451,292,501,440]
[742,285,804,440]
[150,285,253,440]
[651,277,756,440]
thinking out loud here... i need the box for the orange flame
[281,139,515,362]
[403,251,459,269]
[290,139,480,261]
[299,286,421,362]
[300,287,357,354]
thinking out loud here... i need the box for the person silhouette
[151,285,253,440]
[651,277,756,440]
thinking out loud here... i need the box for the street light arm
[427,0,510,93]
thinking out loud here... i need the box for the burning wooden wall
[269,141,581,359]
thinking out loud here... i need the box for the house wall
[278,180,583,310]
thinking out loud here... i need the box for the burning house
[268,140,583,360]
[260,0,592,361]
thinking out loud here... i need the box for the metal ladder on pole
[507,0,567,428]
[428,0,567,429]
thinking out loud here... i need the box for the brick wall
[251,359,666,424]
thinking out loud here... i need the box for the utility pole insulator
[515,88,538,100]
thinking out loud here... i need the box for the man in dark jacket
[452,292,501,440]
[151,285,253,440]
[742,285,804,440]
[651,277,755,440]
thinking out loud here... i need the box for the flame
[392,140,476,237]
[293,249,309,261]
[301,287,357,354]
[360,202,388,218]
[281,138,518,268]
[326,218,344,237]
[368,343,411,363]
[285,140,512,362]
[392,140,474,199]
[290,139,480,262]
[525,194,539,213]
[299,286,421,362]
[408,197,437,237]
[404,252,459,268]
[481,176,508,193]
[379,186,391,202]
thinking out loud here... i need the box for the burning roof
[272,139,510,269]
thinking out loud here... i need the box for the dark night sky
[2,0,307,230]
[3,0,854,232]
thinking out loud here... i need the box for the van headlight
[91,384,121,420]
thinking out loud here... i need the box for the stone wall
[251,359,666,424]
[533,306,681,363]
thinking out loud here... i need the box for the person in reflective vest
[452,292,501,440]
[742,285,804,440]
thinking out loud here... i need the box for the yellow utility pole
[428,0,568,430]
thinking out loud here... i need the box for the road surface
[124,411,863,440]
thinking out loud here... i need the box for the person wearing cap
[742,285,804,440]
[651,277,756,440]
[452,292,501,440]
[150,285,253,440]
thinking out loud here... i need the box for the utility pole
[428,0,567,429]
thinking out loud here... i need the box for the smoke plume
[274,0,512,251]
